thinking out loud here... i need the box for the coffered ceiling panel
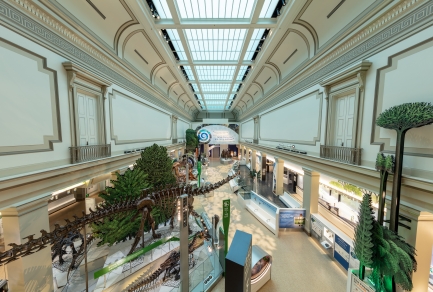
[154,67,177,94]
[254,67,278,95]
[56,0,136,49]
[169,84,185,102]
[268,30,310,80]
[246,84,262,102]
[123,30,164,80]
[298,0,376,49]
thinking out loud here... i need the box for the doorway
[77,93,99,146]
[333,93,355,147]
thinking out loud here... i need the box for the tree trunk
[358,263,365,280]
[377,170,388,225]
[389,130,406,232]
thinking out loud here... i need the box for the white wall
[0,25,190,177]
[177,119,190,139]
[241,26,433,181]
[240,119,254,139]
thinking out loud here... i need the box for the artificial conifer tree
[135,144,176,187]
[375,153,394,225]
[353,192,375,280]
[92,168,150,246]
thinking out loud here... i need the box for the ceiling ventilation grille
[327,0,346,18]
[86,0,106,19]
[283,49,298,64]
[264,76,272,84]
[134,50,148,64]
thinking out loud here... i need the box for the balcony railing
[320,145,361,165]
[69,144,111,164]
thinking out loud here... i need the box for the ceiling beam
[189,80,241,84]
[225,0,266,110]
[177,60,255,66]
[155,18,277,29]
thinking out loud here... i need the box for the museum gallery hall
[0,0,433,291]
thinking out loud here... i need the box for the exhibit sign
[350,272,375,292]
[279,209,306,228]
[198,125,239,144]
[334,234,350,270]
[223,199,230,256]
[225,230,252,292]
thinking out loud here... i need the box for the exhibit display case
[251,245,272,292]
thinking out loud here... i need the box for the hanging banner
[198,125,239,144]
[223,199,230,256]
[334,234,350,270]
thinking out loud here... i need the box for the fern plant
[93,168,150,246]
[353,192,375,280]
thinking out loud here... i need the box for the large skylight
[177,0,254,19]
[244,29,265,60]
[259,0,280,18]
[195,66,236,80]
[200,84,232,92]
[182,66,195,80]
[185,29,247,61]
[166,29,187,60]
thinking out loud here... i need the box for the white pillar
[2,197,54,291]
[245,148,250,167]
[274,157,284,195]
[251,150,257,171]
[302,167,320,235]
[261,153,267,180]
[204,144,209,158]
[240,145,245,160]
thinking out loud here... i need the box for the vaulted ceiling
[39,0,387,119]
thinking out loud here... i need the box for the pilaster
[301,167,320,235]
[274,157,284,195]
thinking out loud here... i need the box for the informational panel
[311,217,323,237]
[350,274,375,292]
[198,125,239,144]
[223,199,231,256]
[279,209,306,228]
[334,234,350,270]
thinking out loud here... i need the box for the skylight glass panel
[195,66,236,80]
[204,94,227,100]
[182,66,195,80]
[185,29,247,61]
[259,0,279,18]
[206,105,225,110]
[200,84,232,92]
[244,29,265,60]
[166,29,187,60]
[190,84,199,91]
[236,66,248,80]
[195,94,203,100]
[153,0,172,18]
[205,100,226,105]
[177,0,254,18]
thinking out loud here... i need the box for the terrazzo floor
[200,159,347,292]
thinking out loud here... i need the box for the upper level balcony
[69,144,111,164]
[319,145,362,165]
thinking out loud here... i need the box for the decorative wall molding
[0,0,193,121]
[258,90,323,145]
[239,0,428,120]
[109,90,171,145]
[371,37,433,157]
[240,119,254,139]
[0,37,62,155]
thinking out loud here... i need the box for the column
[251,150,257,171]
[245,148,250,167]
[274,157,284,195]
[253,115,259,144]
[2,197,54,291]
[204,144,209,158]
[261,153,267,180]
[301,167,320,235]
[171,115,178,144]
[240,145,245,160]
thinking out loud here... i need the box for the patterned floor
[200,159,347,292]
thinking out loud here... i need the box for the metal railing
[69,144,111,164]
[320,145,361,165]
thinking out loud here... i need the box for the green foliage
[376,102,433,132]
[186,129,198,150]
[371,223,417,291]
[354,193,375,278]
[329,180,362,197]
[93,168,150,246]
[249,169,261,179]
[135,144,176,187]
[375,153,395,174]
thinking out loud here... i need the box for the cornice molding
[238,0,428,120]
[0,0,193,121]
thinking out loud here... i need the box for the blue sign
[279,209,306,228]
[334,234,350,270]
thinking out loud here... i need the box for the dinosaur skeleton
[0,173,238,265]
[127,229,211,292]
